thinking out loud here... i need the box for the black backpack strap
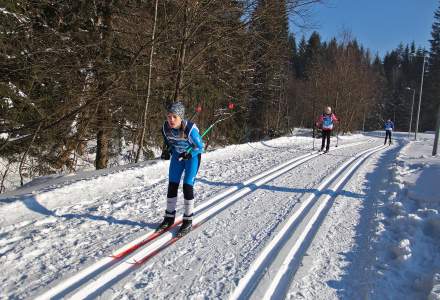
[162,122,170,147]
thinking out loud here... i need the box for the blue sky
[290,0,439,57]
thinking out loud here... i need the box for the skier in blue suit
[384,119,394,145]
[158,102,204,236]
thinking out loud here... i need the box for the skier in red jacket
[316,106,338,153]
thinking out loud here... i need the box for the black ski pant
[384,130,392,144]
[321,130,331,151]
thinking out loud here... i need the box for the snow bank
[0,159,169,227]
[372,134,440,299]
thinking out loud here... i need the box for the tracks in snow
[229,144,386,300]
[35,140,372,299]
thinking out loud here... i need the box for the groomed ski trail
[35,140,371,299]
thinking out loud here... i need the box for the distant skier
[158,102,204,236]
[384,118,394,145]
[316,106,338,153]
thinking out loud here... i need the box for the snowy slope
[0,132,438,299]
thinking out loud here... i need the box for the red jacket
[316,113,338,131]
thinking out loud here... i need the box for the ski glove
[161,148,171,160]
[179,152,192,160]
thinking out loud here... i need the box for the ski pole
[335,123,340,147]
[184,113,235,155]
[335,114,340,147]
[180,102,237,159]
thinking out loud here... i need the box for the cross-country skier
[158,102,204,236]
[316,106,338,153]
[384,118,394,145]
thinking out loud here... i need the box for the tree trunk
[173,0,189,102]
[1,160,11,193]
[95,102,110,169]
[95,0,113,170]
[135,0,159,163]
[19,123,42,186]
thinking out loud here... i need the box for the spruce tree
[424,2,440,131]
[304,31,322,78]
[295,36,308,78]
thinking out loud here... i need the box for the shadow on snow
[326,141,404,299]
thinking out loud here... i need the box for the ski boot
[177,215,193,237]
[156,210,175,232]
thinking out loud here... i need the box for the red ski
[131,224,200,265]
[111,220,182,259]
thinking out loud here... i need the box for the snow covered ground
[0,131,438,299]
[370,133,440,300]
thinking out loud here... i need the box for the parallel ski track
[229,144,386,300]
[35,140,373,299]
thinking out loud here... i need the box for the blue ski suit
[384,120,394,145]
[384,120,394,131]
[162,120,204,186]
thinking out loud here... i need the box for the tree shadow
[0,158,164,204]
[326,141,405,299]
[245,141,304,152]
[198,177,365,199]
[197,178,242,188]
[20,195,156,229]
[260,141,297,150]
[323,152,370,159]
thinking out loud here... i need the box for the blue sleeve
[189,125,204,156]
